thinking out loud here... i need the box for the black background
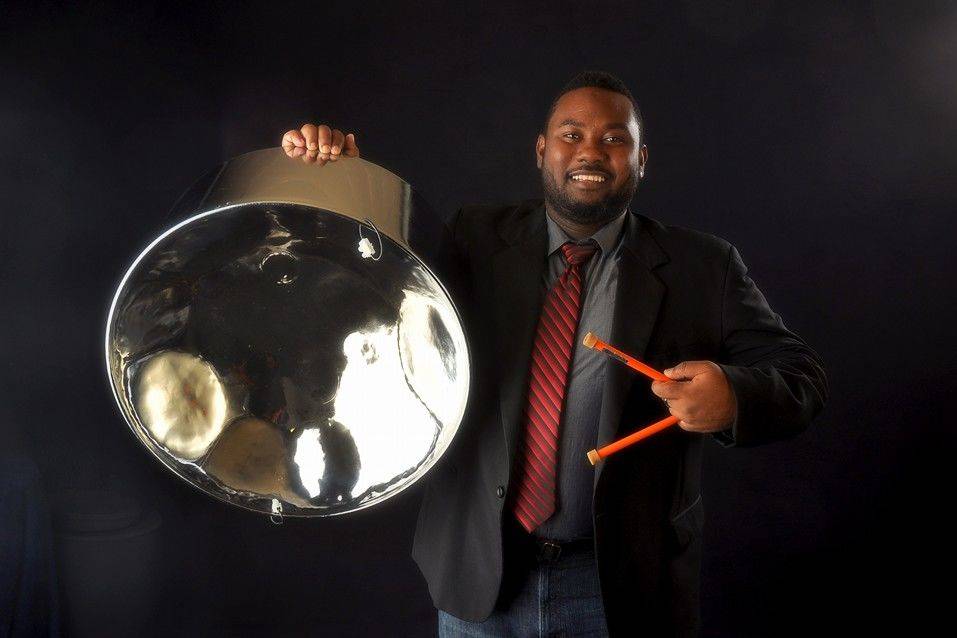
[2,1,955,636]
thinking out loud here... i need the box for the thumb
[663,360,705,380]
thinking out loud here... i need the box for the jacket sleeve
[710,244,828,448]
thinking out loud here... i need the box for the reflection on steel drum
[105,150,469,517]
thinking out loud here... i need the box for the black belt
[503,516,594,563]
[531,537,593,562]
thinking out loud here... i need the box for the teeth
[571,174,606,182]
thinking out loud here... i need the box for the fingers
[300,148,321,165]
[282,129,306,157]
[662,396,697,430]
[314,126,340,163]
[663,360,712,381]
[343,132,360,157]
[316,124,334,153]
[283,124,360,164]
[330,130,360,160]
[651,367,695,425]
[300,124,320,151]
[329,129,345,158]
[282,129,305,150]
[650,379,680,401]
[653,360,734,433]
[652,361,710,404]
[299,124,331,164]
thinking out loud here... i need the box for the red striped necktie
[512,240,599,533]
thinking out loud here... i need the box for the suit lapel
[594,213,668,488]
[489,205,669,488]
[492,203,548,477]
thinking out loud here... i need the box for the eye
[562,132,580,141]
[605,136,624,143]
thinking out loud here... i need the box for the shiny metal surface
[106,149,469,516]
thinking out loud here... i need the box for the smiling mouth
[568,170,611,184]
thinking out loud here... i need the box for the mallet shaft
[586,415,679,465]
[581,332,679,465]
[582,332,669,382]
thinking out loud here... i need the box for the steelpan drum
[105,149,470,518]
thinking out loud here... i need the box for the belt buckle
[538,540,562,562]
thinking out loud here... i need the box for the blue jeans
[437,543,609,637]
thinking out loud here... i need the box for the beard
[541,167,639,226]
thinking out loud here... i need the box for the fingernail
[320,144,330,153]
[331,146,340,155]
[307,142,317,150]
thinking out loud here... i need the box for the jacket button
[496,486,505,498]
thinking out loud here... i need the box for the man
[281,71,827,637]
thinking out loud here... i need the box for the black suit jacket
[411,200,827,637]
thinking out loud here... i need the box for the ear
[638,144,649,178]
[535,133,545,169]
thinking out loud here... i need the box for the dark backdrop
[2,1,955,636]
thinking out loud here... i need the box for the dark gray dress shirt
[532,208,628,541]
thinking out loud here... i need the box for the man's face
[536,87,648,226]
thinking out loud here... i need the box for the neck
[544,204,622,240]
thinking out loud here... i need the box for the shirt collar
[545,208,628,257]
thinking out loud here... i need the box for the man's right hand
[281,124,360,165]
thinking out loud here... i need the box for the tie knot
[560,241,598,267]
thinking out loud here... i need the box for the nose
[575,136,607,163]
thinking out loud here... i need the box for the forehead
[548,87,637,130]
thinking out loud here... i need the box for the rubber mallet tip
[582,332,598,349]
[586,449,601,465]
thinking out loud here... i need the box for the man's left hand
[650,361,737,433]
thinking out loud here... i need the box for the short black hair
[542,70,644,143]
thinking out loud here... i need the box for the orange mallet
[581,332,670,382]
[581,332,678,465]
